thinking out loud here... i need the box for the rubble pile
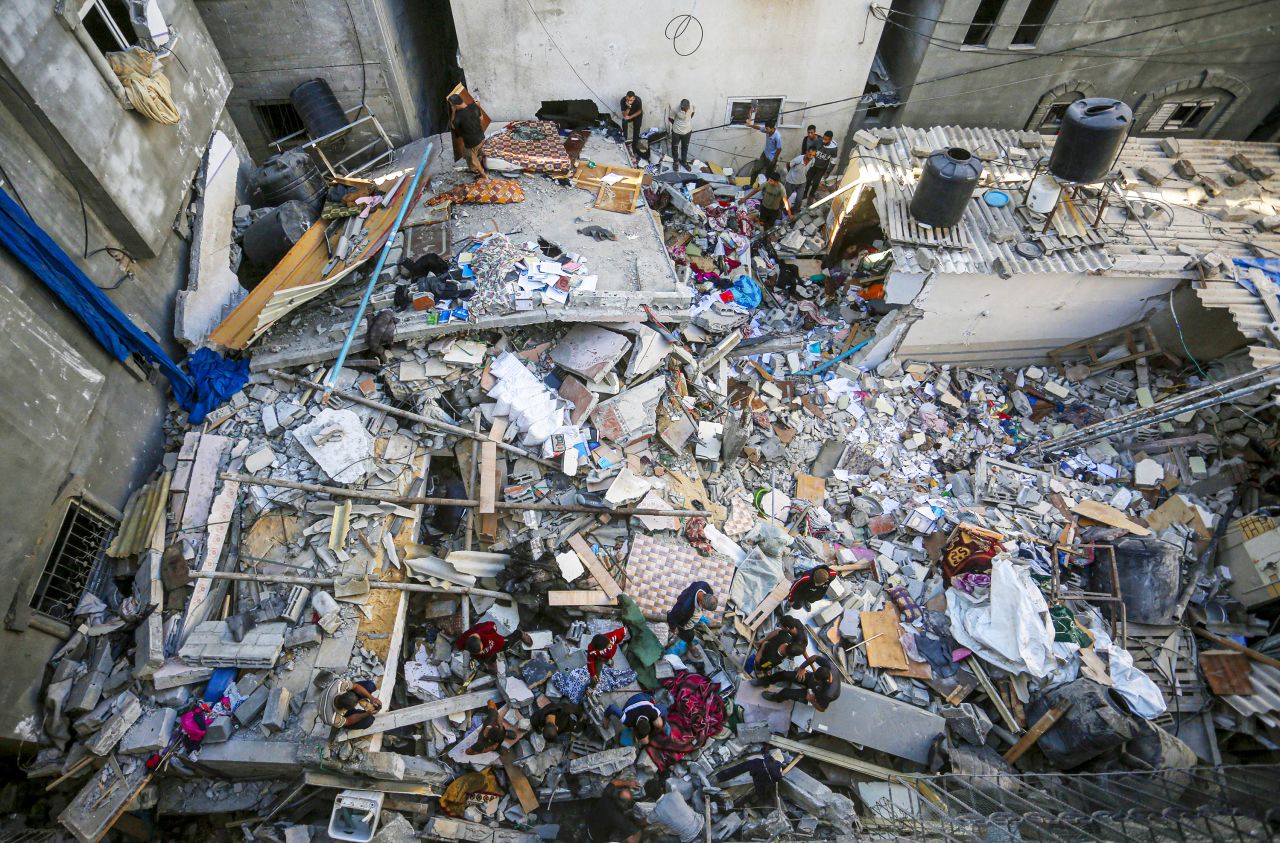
[22,114,1280,843]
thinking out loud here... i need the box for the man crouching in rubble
[323,676,382,730]
[587,777,647,843]
[763,654,842,712]
[456,620,533,672]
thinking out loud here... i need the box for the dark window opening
[1039,102,1072,134]
[964,0,1007,46]
[255,101,307,142]
[31,499,117,622]
[729,98,783,126]
[82,0,136,55]
[1170,103,1213,130]
[1013,0,1056,46]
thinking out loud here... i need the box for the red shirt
[456,621,506,661]
[587,627,627,679]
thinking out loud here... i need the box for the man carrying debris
[456,621,532,671]
[742,170,788,229]
[605,692,668,747]
[787,565,836,611]
[715,751,787,803]
[784,148,817,208]
[586,626,629,686]
[745,116,783,177]
[620,91,644,149]
[806,130,839,200]
[763,654,841,712]
[668,98,695,170]
[449,94,486,177]
[666,580,716,650]
[587,777,647,843]
[322,676,383,730]
[465,699,515,756]
[531,699,584,741]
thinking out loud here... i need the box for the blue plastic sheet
[185,347,249,425]
[730,274,762,308]
[0,187,194,409]
[1233,257,1280,296]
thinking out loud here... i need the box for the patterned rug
[625,534,735,625]
[482,121,572,175]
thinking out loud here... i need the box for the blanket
[645,670,728,772]
[482,120,572,175]
[428,178,525,206]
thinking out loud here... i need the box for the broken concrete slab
[293,408,375,484]
[549,324,632,381]
[119,707,176,755]
[806,682,944,764]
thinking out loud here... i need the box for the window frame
[725,96,807,130]
[28,496,118,623]
[1145,98,1221,133]
[963,0,1008,48]
[1010,0,1057,48]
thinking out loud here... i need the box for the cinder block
[85,693,143,756]
[120,708,176,755]
[204,713,234,744]
[134,613,165,678]
[262,687,292,732]
[235,686,270,726]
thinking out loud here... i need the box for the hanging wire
[665,5,704,57]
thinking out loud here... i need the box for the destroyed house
[831,125,1280,369]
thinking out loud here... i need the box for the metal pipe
[1023,370,1280,456]
[325,140,432,392]
[269,369,557,468]
[188,570,507,599]
[220,473,712,518]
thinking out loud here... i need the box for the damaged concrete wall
[0,0,232,256]
[873,0,1280,141]
[195,0,460,159]
[449,0,887,167]
[890,270,1182,366]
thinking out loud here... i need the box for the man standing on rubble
[586,626,629,686]
[666,580,716,651]
[763,654,841,712]
[586,778,647,843]
[742,170,788,229]
[449,94,486,178]
[787,565,835,611]
[456,621,532,671]
[806,130,838,201]
[668,98,695,170]
[784,148,816,209]
[747,620,805,685]
[745,116,783,177]
[620,91,644,149]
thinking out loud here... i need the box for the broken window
[726,97,784,127]
[255,101,308,143]
[963,0,1007,47]
[1146,99,1220,133]
[1038,101,1072,134]
[81,0,137,54]
[1012,0,1056,47]
[30,498,117,622]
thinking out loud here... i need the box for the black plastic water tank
[250,149,327,212]
[239,200,317,289]
[290,78,348,143]
[1048,98,1132,184]
[910,147,983,228]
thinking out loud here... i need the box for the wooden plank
[547,590,616,607]
[767,736,896,781]
[478,441,498,515]
[335,690,501,742]
[1192,626,1280,670]
[567,533,623,600]
[744,580,791,633]
[861,608,908,671]
[794,474,826,505]
[1199,651,1255,695]
[305,771,440,796]
[1003,701,1072,764]
[500,751,539,813]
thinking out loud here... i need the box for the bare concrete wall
[449,0,887,170]
[891,270,1182,366]
[0,1,235,749]
[876,0,1280,141]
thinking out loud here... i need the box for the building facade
[0,0,235,749]
[866,0,1280,141]
[448,0,888,171]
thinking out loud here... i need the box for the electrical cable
[342,0,368,108]
[524,0,620,119]
[870,0,1253,28]
[0,162,31,218]
[1169,289,1210,381]
[665,6,704,57]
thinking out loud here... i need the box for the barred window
[30,499,117,622]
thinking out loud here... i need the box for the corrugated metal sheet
[106,471,170,558]
[1219,662,1280,728]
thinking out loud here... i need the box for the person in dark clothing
[449,94,486,177]
[787,566,835,611]
[587,779,645,843]
[747,624,805,686]
[466,699,515,755]
[716,752,786,802]
[666,580,717,646]
[620,91,643,148]
[531,700,583,741]
[605,692,667,747]
[800,125,821,156]
[324,677,382,730]
[763,654,841,711]
[806,130,838,200]
[455,621,531,671]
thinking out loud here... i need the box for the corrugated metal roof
[1219,662,1280,729]
[849,126,1280,279]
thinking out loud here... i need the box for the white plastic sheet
[1087,619,1168,719]
[946,555,1061,679]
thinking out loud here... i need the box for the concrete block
[203,714,233,744]
[119,707,176,755]
[262,687,292,732]
[235,686,270,726]
[283,826,311,843]
[284,624,323,648]
[134,612,165,678]
[244,446,276,473]
[283,586,310,623]
[85,693,143,755]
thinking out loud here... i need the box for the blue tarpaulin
[0,187,196,408]
[186,347,249,425]
[1233,257,1280,296]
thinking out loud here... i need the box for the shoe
[762,690,783,702]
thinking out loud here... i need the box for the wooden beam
[1192,627,1280,670]
[500,751,539,813]
[336,690,501,742]
[478,440,498,515]
[304,770,440,796]
[548,590,616,607]
[1003,701,1071,764]
[767,736,895,781]
[567,534,623,600]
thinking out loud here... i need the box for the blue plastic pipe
[325,141,433,391]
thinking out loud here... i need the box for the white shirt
[785,154,812,185]
[670,106,694,135]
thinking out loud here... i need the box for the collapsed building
[1,14,1280,843]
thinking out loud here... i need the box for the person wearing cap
[455,621,532,671]
[605,691,668,747]
[666,580,716,647]
[586,626,628,686]
[620,91,644,149]
[787,565,836,611]
[448,94,486,177]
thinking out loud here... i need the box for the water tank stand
[267,102,396,179]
